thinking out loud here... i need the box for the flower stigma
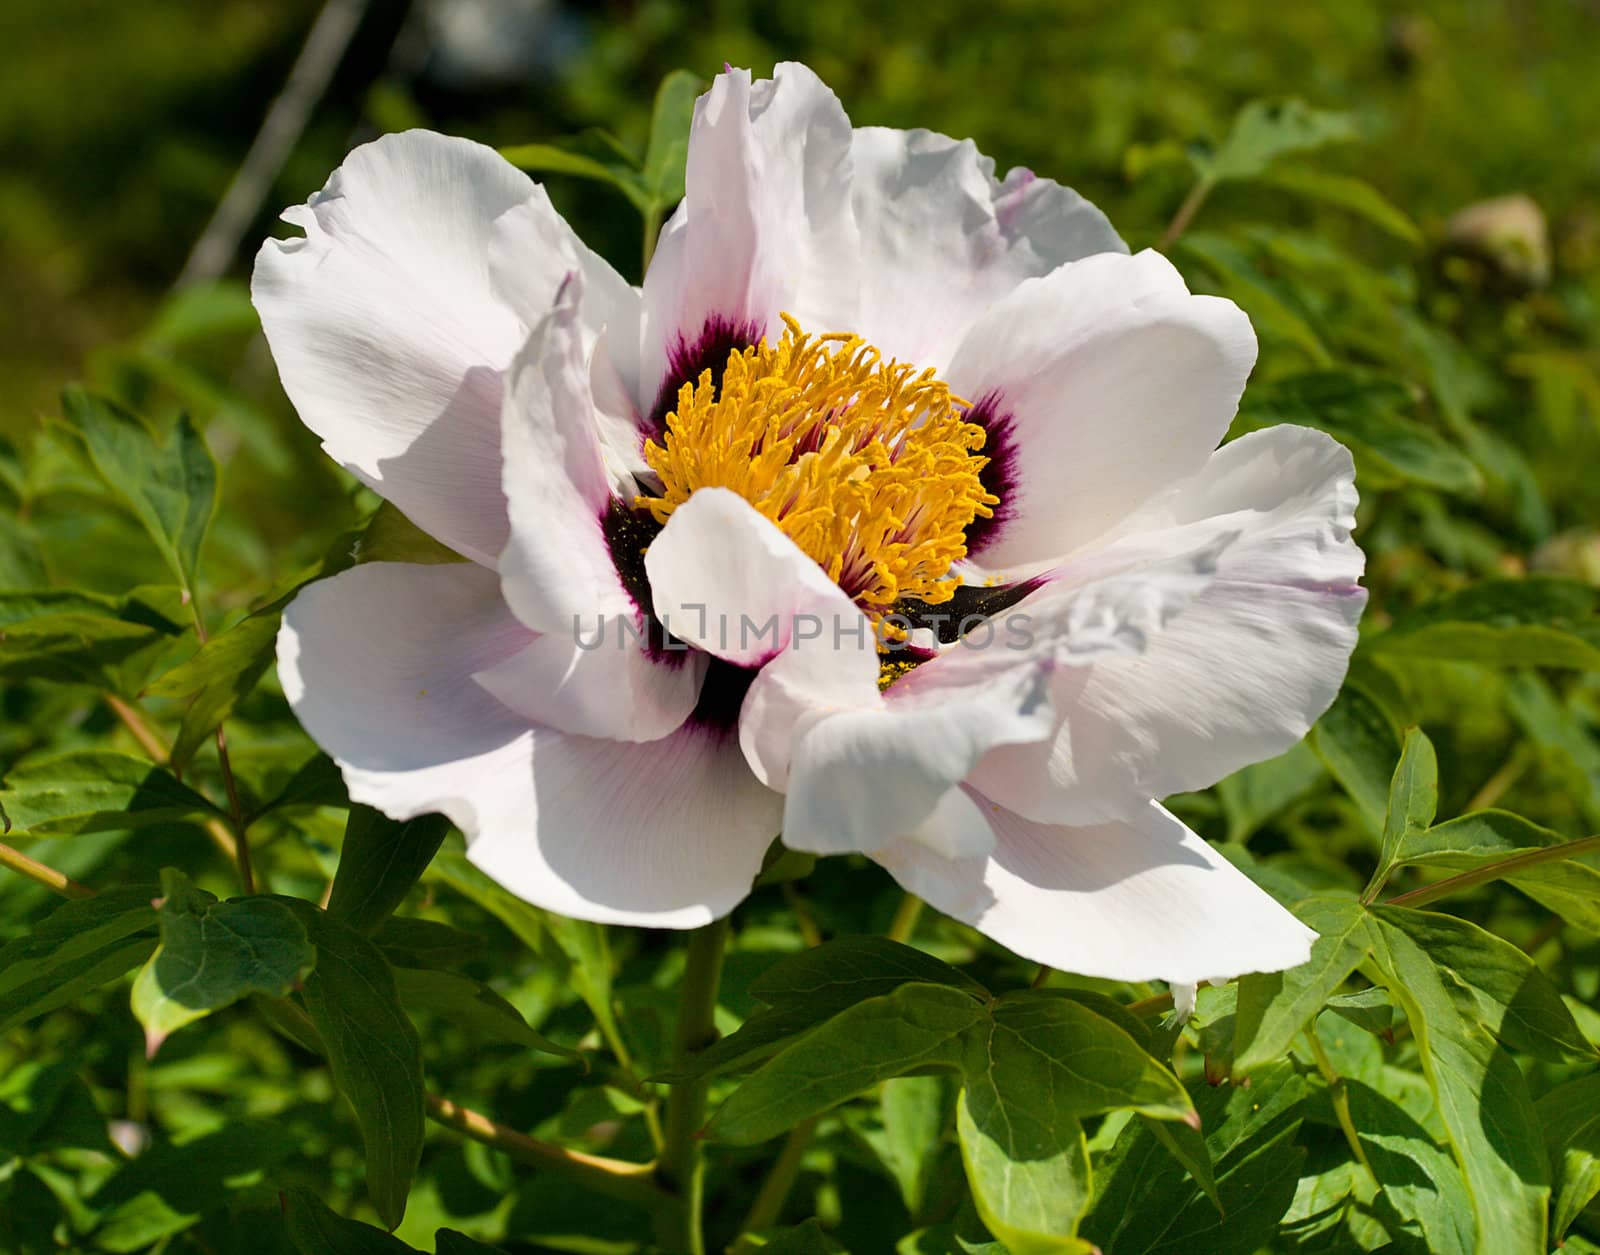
[636,315,998,631]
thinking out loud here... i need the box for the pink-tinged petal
[848,126,1126,370]
[494,273,703,740]
[277,560,778,928]
[639,63,858,430]
[968,425,1365,826]
[944,250,1257,566]
[253,131,540,565]
[876,797,1316,984]
[644,488,871,667]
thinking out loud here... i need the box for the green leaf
[857,1074,946,1215]
[90,1121,298,1251]
[1366,727,1439,899]
[1240,370,1482,494]
[434,1232,511,1255]
[1142,1117,1221,1218]
[0,587,185,691]
[61,387,217,596]
[1365,905,1567,1251]
[707,982,984,1145]
[748,1218,849,1252]
[497,141,649,211]
[391,966,582,1062]
[282,1187,418,1254]
[1310,685,1400,833]
[428,848,624,1053]
[1083,1064,1308,1255]
[1324,986,1395,1038]
[253,753,348,820]
[372,916,481,969]
[1536,1073,1600,1241]
[956,993,1191,1253]
[1215,741,1325,844]
[1176,233,1329,364]
[1257,166,1421,243]
[956,1087,1094,1255]
[1343,1079,1475,1255]
[641,69,702,213]
[129,868,314,1055]
[144,608,280,766]
[326,805,450,936]
[1233,896,1373,1075]
[686,937,987,1079]
[1390,810,1600,930]
[1370,578,1600,669]
[0,1061,117,1157]
[142,279,260,347]
[982,992,1195,1124]
[1373,905,1590,1064]
[288,904,426,1230]
[0,750,221,836]
[1198,99,1360,183]
[0,888,159,1033]
[356,500,467,566]
[751,935,989,1006]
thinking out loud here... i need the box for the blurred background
[3,0,1597,425]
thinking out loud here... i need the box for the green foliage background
[3,2,1600,1253]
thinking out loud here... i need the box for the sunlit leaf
[130,868,314,1055]
[60,387,217,597]
[0,750,220,836]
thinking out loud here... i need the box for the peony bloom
[261,63,1364,984]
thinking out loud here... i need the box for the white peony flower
[260,62,1365,984]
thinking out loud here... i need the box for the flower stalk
[1382,834,1600,910]
[654,917,731,1255]
[0,841,95,898]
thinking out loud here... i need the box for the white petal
[639,63,858,425]
[644,488,871,666]
[780,664,1056,859]
[497,271,625,631]
[465,724,782,929]
[493,273,703,740]
[848,127,1125,369]
[945,250,1257,566]
[876,798,1316,984]
[969,425,1366,826]
[740,534,1226,859]
[253,131,539,565]
[277,560,778,927]
[472,632,704,743]
[488,197,648,481]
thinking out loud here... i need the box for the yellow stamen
[636,315,996,624]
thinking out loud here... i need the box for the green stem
[654,917,731,1254]
[0,841,95,898]
[736,1115,818,1244]
[1382,834,1600,910]
[427,1094,665,1207]
[1158,176,1215,250]
[642,206,662,273]
[1302,1029,1377,1187]
[886,893,924,944]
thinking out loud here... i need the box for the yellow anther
[636,316,996,626]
